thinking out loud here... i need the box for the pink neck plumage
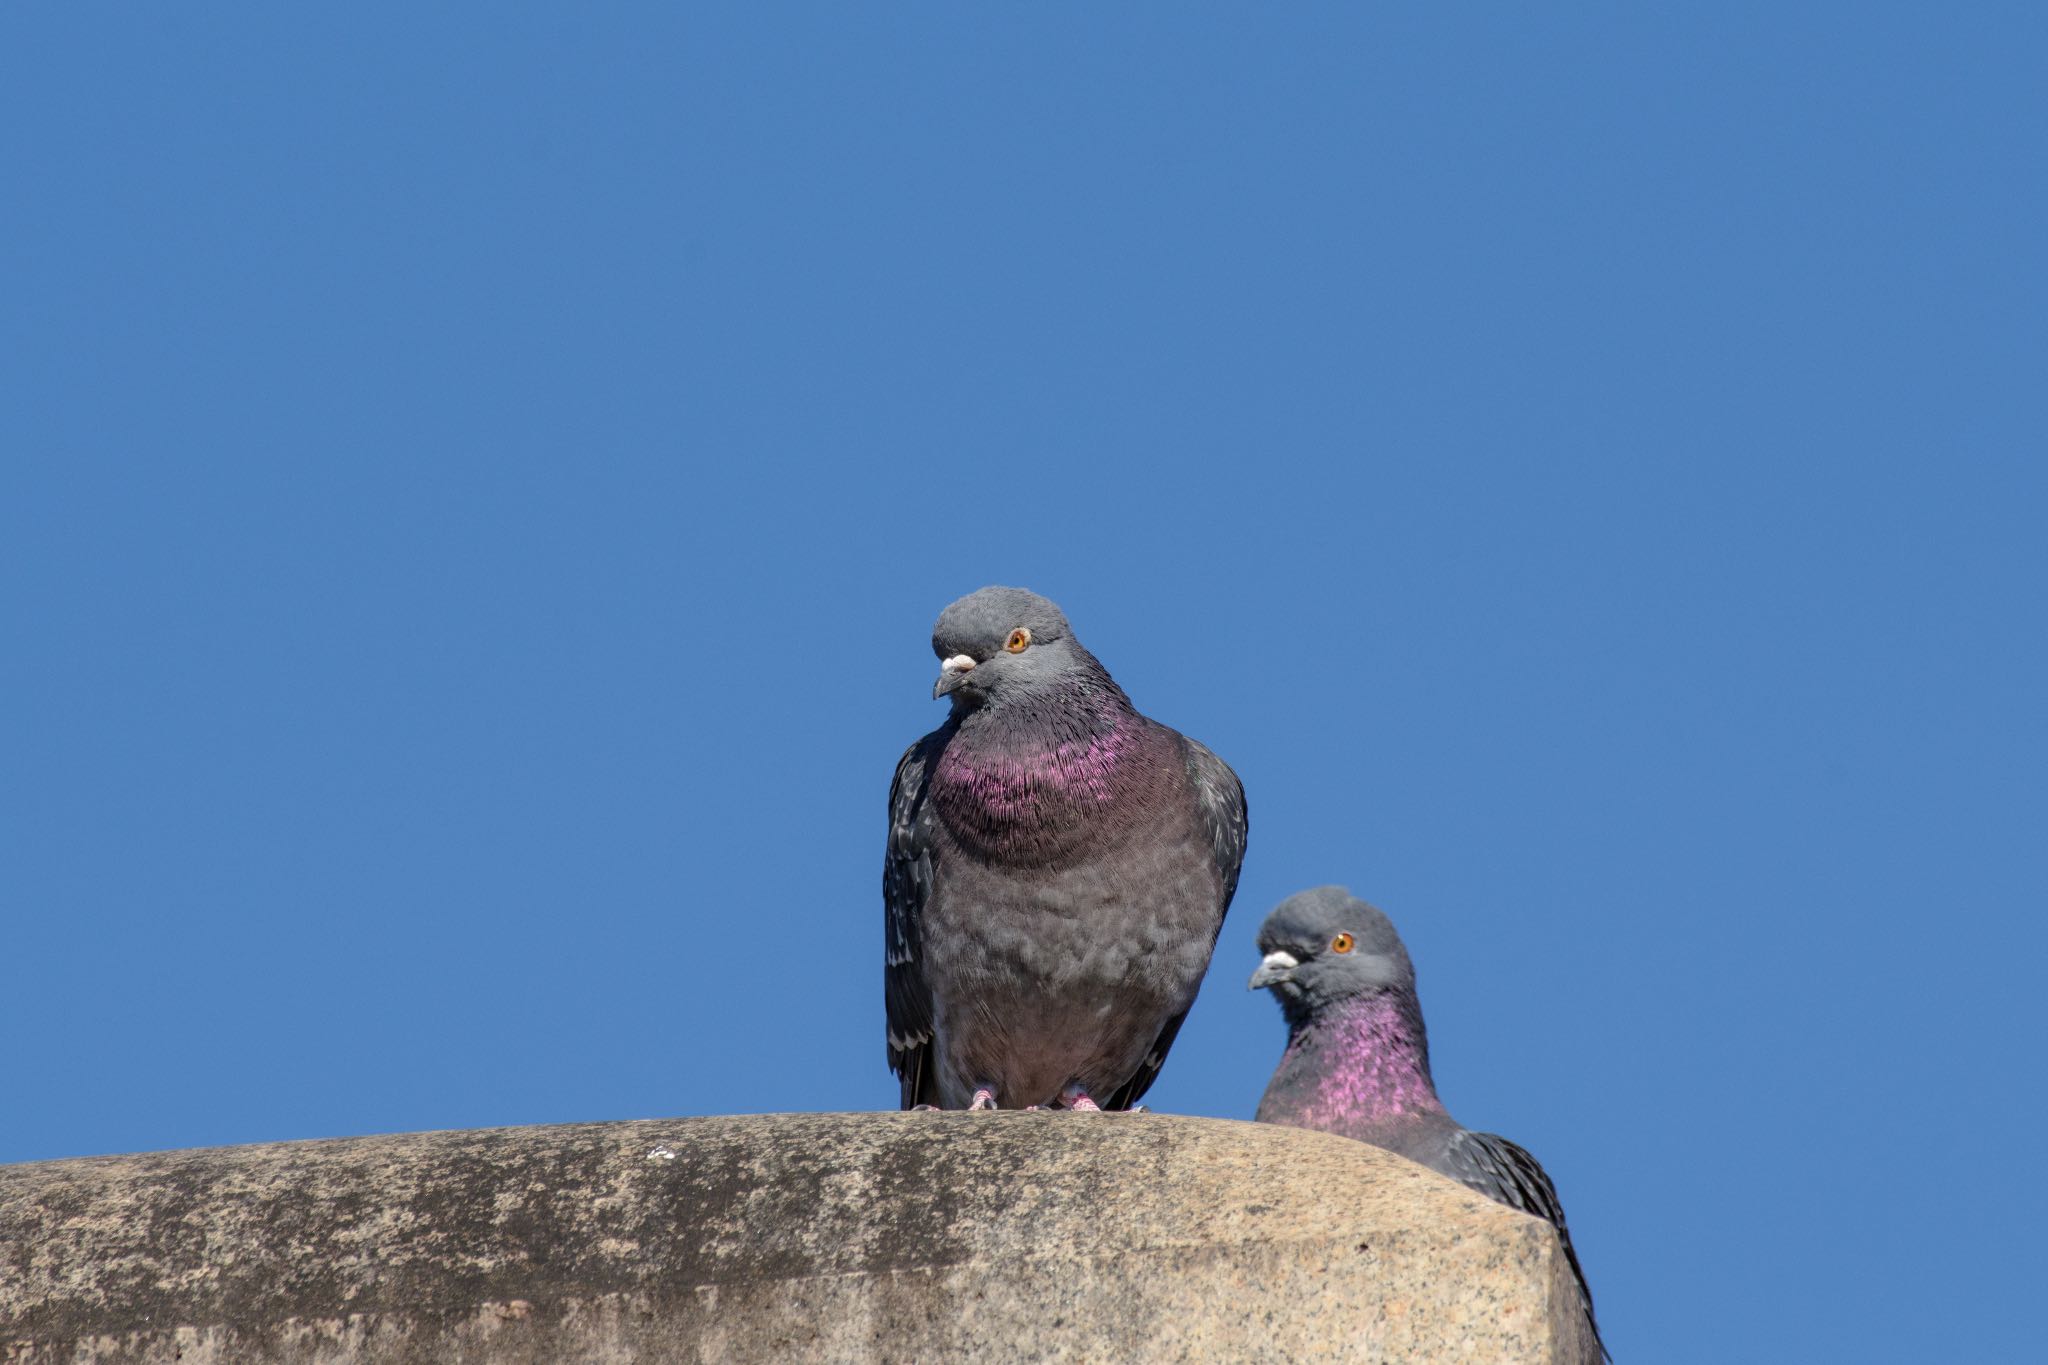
[935,709,1143,821]
[1290,994,1445,1128]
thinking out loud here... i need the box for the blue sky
[3,6,2042,1360]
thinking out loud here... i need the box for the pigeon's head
[1249,886,1415,1019]
[928,586,1086,709]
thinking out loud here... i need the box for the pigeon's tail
[893,1042,937,1109]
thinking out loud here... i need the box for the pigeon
[1250,886,1608,1362]
[884,586,1247,1112]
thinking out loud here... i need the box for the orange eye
[1005,627,1032,653]
[1331,932,1355,954]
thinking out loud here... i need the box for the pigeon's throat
[931,710,1153,850]
[1284,995,1445,1129]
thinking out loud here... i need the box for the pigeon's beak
[1248,950,1299,991]
[933,654,978,700]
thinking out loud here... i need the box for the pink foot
[1060,1084,1102,1113]
[969,1088,998,1111]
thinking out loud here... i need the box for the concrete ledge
[1,1112,1593,1363]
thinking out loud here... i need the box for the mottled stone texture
[0,1113,1595,1363]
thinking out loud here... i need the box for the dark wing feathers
[1101,1010,1187,1113]
[1444,1130,1608,1362]
[883,736,942,1109]
[1184,735,1249,911]
[1103,735,1249,1112]
[1443,1129,1567,1226]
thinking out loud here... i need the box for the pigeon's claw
[969,1087,998,1111]
[1059,1084,1103,1113]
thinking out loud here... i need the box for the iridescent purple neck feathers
[1256,993,1446,1138]
[931,693,1169,859]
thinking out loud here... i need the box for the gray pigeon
[1250,886,1608,1362]
[885,586,1247,1112]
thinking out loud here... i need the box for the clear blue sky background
[3,6,2041,1360]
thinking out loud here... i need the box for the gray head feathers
[932,586,1073,659]
[1251,885,1417,1020]
[928,587,1114,711]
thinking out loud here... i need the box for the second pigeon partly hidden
[1250,886,1608,1362]
[884,586,1248,1111]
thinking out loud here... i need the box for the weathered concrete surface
[0,1113,1595,1363]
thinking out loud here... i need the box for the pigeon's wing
[1103,735,1249,1112]
[1182,735,1249,911]
[1444,1130,1608,1362]
[884,734,944,1109]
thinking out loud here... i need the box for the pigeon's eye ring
[1005,627,1032,653]
[1330,932,1355,954]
